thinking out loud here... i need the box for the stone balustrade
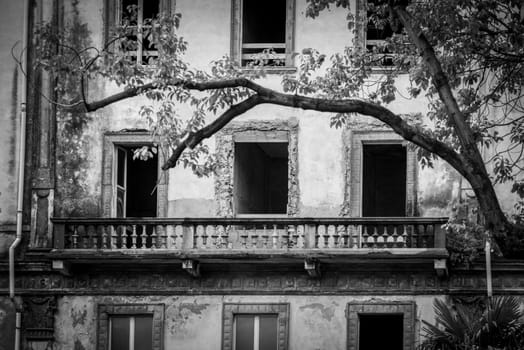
[52,217,448,251]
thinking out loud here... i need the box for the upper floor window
[231,0,295,68]
[234,141,288,215]
[102,132,168,218]
[105,0,175,65]
[365,0,402,67]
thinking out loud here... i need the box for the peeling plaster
[71,306,88,327]
[299,302,335,321]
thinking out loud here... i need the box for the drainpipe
[10,0,30,349]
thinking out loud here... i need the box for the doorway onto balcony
[115,145,158,217]
[362,144,406,217]
[234,142,288,215]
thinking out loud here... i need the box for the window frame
[345,130,417,217]
[231,0,296,70]
[356,0,402,69]
[97,304,164,350]
[214,120,300,217]
[346,301,415,350]
[102,132,168,218]
[222,303,290,350]
[104,0,176,65]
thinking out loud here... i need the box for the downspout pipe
[10,0,30,349]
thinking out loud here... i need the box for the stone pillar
[29,0,58,249]
[23,296,57,349]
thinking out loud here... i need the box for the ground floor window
[97,304,164,350]
[110,315,153,350]
[223,304,289,350]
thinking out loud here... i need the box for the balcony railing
[52,217,448,251]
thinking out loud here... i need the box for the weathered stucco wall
[0,0,24,255]
[48,0,509,221]
[54,294,441,350]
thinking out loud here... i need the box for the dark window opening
[120,0,160,65]
[241,0,287,66]
[234,142,288,214]
[366,0,403,67]
[359,314,404,350]
[110,315,153,350]
[116,145,158,218]
[234,314,278,350]
[362,144,406,217]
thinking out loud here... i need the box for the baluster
[151,225,158,249]
[160,225,168,249]
[101,225,108,249]
[320,225,329,248]
[92,225,99,249]
[201,225,208,248]
[111,225,118,249]
[72,226,79,249]
[389,226,398,248]
[361,226,369,248]
[210,225,218,249]
[297,225,305,248]
[288,225,298,248]
[314,225,320,248]
[241,227,249,249]
[342,225,350,248]
[261,225,269,248]
[333,225,341,248]
[422,224,429,248]
[251,226,258,249]
[130,225,137,249]
[272,225,279,249]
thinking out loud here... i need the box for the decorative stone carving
[23,296,57,340]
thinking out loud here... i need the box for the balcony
[49,217,448,276]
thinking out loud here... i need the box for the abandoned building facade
[0,0,523,350]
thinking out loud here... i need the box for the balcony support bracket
[434,258,448,277]
[182,259,200,277]
[52,260,71,276]
[304,258,321,278]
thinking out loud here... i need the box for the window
[98,304,164,350]
[346,302,415,350]
[223,304,289,350]
[104,0,175,65]
[102,132,168,218]
[364,0,402,67]
[345,130,416,217]
[214,121,299,217]
[114,145,158,217]
[234,314,278,350]
[231,0,295,67]
[234,142,288,214]
[110,315,153,350]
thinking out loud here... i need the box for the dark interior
[359,314,404,350]
[362,144,406,217]
[125,147,158,217]
[234,142,288,214]
[242,0,286,44]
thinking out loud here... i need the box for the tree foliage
[24,0,524,254]
[420,297,524,350]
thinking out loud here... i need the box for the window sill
[241,66,297,75]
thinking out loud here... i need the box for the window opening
[120,0,160,64]
[358,314,403,350]
[109,315,154,350]
[241,0,287,66]
[362,144,406,217]
[115,145,158,218]
[366,0,402,66]
[234,314,278,350]
[234,142,288,214]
